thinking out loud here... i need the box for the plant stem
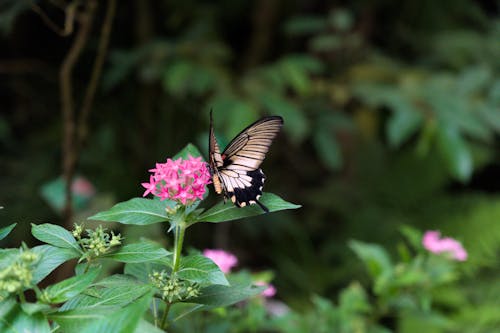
[172,224,185,273]
[160,222,186,330]
[83,260,91,273]
[160,301,172,330]
[152,297,158,327]
[18,291,26,303]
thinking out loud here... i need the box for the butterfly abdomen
[212,173,223,195]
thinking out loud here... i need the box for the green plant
[0,144,299,332]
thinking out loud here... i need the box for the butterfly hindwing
[220,169,266,210]
[209,111,283,212]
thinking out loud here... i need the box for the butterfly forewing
[223,116,283,161]
[209,111,225,195]
[209,113,283,211]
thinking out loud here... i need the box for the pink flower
[255,281,277,298]
[203,249,238,274]
[422,230,468,261]
[141,155,211,205]
[72,177,96,197]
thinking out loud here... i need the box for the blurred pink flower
[203,249,238,273]
[422,230,468,261]
[256,281,277,298]
[141,155,211,205]
[71,177,96,197]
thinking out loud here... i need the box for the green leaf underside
[31,223,81,252]
[124,259,171,283]
[31,245,81,284]
[177,255,229,286]
[189,282,265,309]
[197,192,301,223]
[42,267,101,304]
[103,242,171,263]
[0,298,51,333]
[134,319,165,333]
[60,283,152,311]
[0,249,19,270]
[349,240,393,279]
[173,143,204,160]
[88,198,172,225]
[436,126,473,182]
[0,223,16,241]
[50,290,153,333]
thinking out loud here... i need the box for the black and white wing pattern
[209,111,283,212]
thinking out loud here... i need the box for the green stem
[160,301,172,330]
[83,259,91,273]
[172,224,185,273]
[18,291,26,303]
[160,222,186,330]
[152,297,158,327]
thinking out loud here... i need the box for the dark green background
[1,0,499,330]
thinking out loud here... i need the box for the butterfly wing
[216,116,283,211]
[209,110,225,196]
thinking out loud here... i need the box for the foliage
[0,144,298,331]
[1,0,499,332]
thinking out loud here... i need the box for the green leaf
[196,192,300,223]
[20,302,51,315]
[259,93,309,143]
[0,249,19,271]
[103,241,170,263]
[436,125,473,182]
[189,281,265,309]
[163,60,194,95]
[177,255,229,286]
[41,267,101,304]
[50,290,153,333]
[310,34,342,52]
[284,15,327,36]
[280,57,311,95]
[31,245,81,284]
[89,198,172,225]
[338,282,371,314]
[124,259,171,283]
[387,109,423,148]
[173,143,204,160]
[31,223,81,252]
[349,240,393,279]
[399,225,423,250]
[60,283,152,311]
[329,9,354,31]
[134,319,165,333]
[0,223,16,240]
[0,298,51,333]
[93,274,140,287]
[313,125,342,170]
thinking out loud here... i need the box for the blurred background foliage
[0,0,499,331]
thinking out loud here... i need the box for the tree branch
[60,0,97,228]
[77,0,116,145]
[241,0,280,69]
[31,0,78,37]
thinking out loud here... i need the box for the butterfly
[209,111,283,212]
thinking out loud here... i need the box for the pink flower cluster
[255,281,277,298]
[203,249,238,274]
[203,249,277,298]
[422,230,468,261]
[142,155,211,205]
